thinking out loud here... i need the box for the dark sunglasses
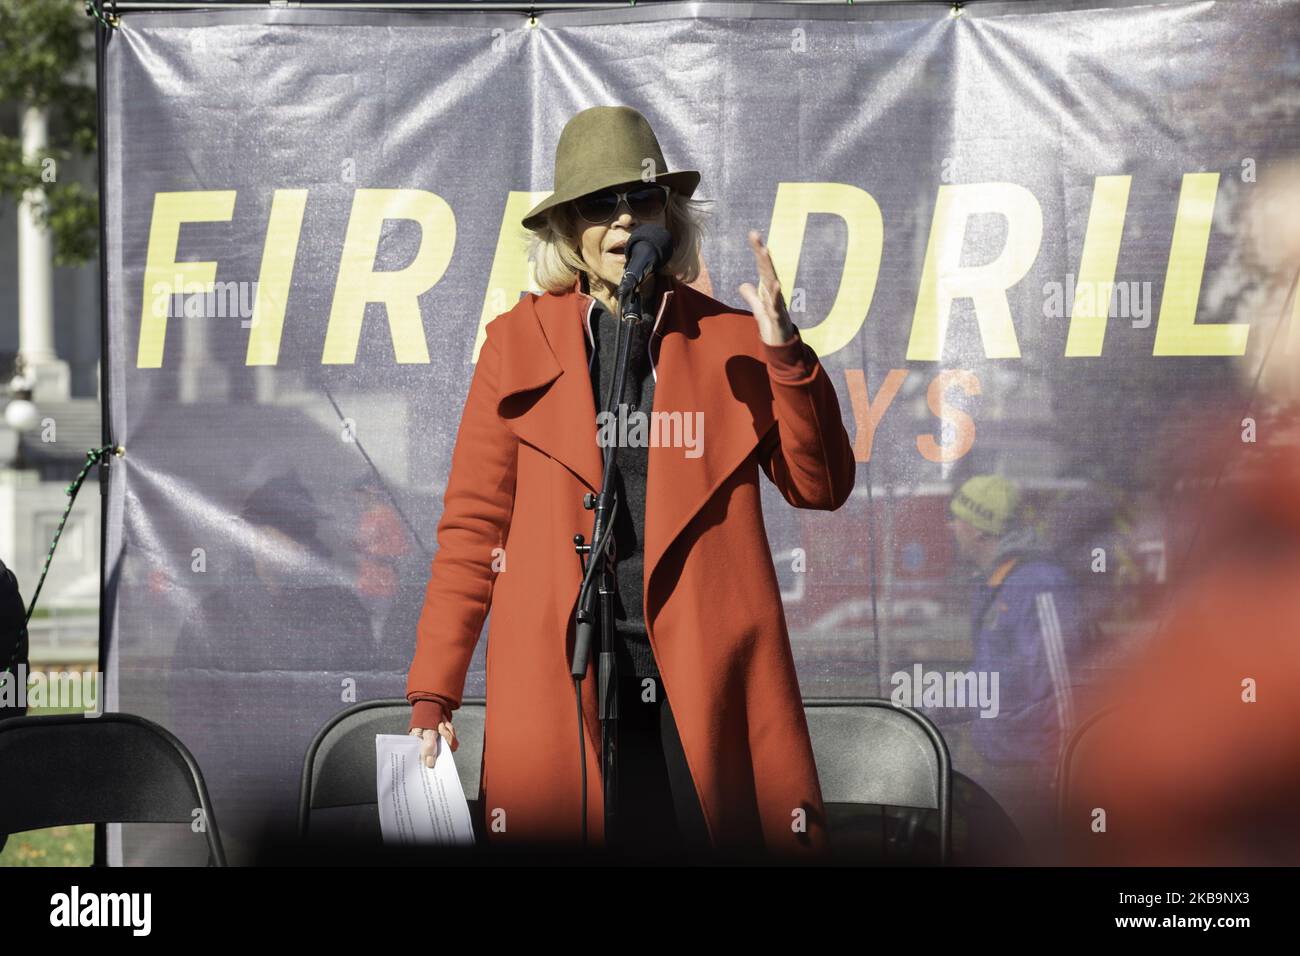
[572,184,670,224]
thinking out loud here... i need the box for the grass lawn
[0,825,92,867]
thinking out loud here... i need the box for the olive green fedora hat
[521,105,701,232]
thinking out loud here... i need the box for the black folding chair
[300,696,951,863]
[298,697,485,843]
[806,698,953,864]
[0,712,226,866]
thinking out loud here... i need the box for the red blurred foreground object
[1065,408,1300,865]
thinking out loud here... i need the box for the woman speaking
[407,106,856,863]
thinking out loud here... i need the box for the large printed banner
[103,1,1300,863]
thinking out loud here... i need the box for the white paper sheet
[375,734,475,847]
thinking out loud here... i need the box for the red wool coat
[407,273,856,858]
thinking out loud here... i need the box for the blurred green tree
[0,0,97,266]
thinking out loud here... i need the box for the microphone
[616,224,674,299]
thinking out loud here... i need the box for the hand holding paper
[375,734,475,847]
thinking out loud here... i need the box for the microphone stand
[571,281,644,853]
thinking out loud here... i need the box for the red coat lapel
[495,278,602,495]
[640,281,778,602]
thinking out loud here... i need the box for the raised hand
[737,229,798,347]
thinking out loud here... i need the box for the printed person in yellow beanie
[944,475,1085,858]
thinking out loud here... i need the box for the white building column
[18,104,71,403]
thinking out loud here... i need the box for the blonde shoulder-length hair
[524,186,714,294]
